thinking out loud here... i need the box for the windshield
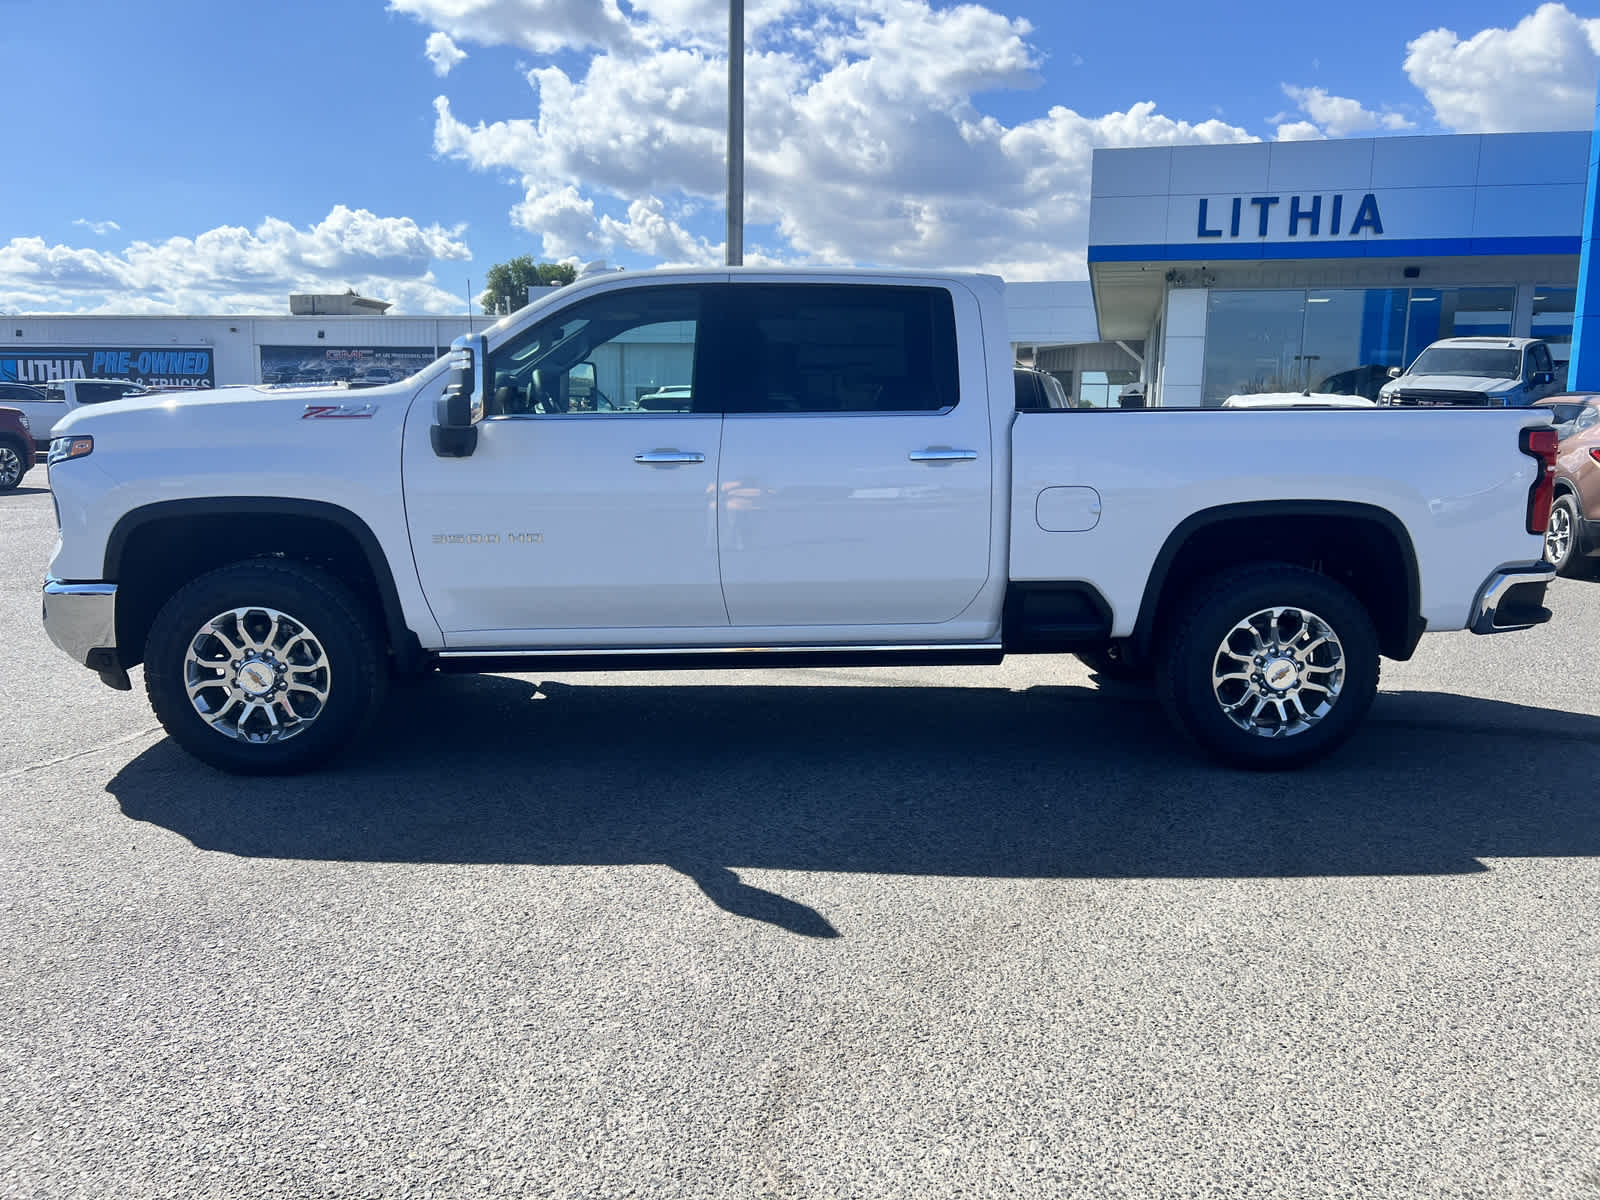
[1407,347,1519,379]
[78,381,147,404]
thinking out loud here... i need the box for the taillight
[1521,427,1558,535]
[1590,448,1600,465]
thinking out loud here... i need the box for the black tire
[1075,645,1153,683]
[1546,494,1583,577]
[144,559,386,774]
[1156,564,1380,770]
[0,437,27,491]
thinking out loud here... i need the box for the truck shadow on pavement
[106,674,1600,937]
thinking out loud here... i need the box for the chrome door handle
[909,448,978,462]
[634,450,706,465]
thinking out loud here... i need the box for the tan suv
[1537,393,1600,575]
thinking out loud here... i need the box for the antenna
[465,277,474,334]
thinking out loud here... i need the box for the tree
[478,257,575,315]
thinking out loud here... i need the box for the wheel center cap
[1263,657,1298,691]
[238,661,276,696]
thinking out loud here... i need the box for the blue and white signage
[1086,132,1591,264]
[0,346,215,388]
[1195,193,1383,240]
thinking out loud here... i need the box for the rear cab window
[711,284,959,415]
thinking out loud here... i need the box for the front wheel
[144,560,385,774]
[1157,565,1380,770]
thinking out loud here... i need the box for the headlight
[48,435,94,464]
[17,413,29,432]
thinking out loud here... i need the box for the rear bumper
[1469,563,1555,634]
[42,579,129,689]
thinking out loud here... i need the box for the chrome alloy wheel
[183,606,331,743]
[1546,501,1573,566]
[1211,606,1344,738]
[0,445,21,488]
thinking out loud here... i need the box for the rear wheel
[144,560,385,774]
[1157,564,1379,770]
[1546,494,1583,576]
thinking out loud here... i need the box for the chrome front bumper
[42,579,129,688]
[1470,563,1555,635]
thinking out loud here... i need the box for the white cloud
[425,0,1254,279]
[71,219,121,237]
[1274,121,1325,142]
[424,31,467,76]
[388,0,646,55]
[1405,3,1600,132]
[1278,85,1413,138]
[0,206,471,314]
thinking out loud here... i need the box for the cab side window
[718,284,958,414]
[1532,344,1554,377]
[486,286,703,417]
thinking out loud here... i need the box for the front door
[404,283,727,645]
[710,281,993,629]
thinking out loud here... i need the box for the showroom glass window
[1201,291,1308,407]
[1202,285,1518,407]
[1534,288,1577,385]
[1401,287,1514,366]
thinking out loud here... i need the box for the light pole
[726,0,744,267]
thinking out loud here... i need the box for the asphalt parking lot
[2,463,1598,1200]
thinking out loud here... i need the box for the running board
[432,643,1005,674]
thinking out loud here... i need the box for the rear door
[709,280,993,629]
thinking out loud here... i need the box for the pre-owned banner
[0,346,215,389]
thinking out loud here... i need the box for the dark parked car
[1013,366,1074,410]
[0,406,37,490]
[1537,393,1600,574]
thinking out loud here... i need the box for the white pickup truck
[42,269,1558,774]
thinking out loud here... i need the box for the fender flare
[104,496,424,669]
[1128,499,1424,661]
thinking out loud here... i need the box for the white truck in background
[3,378,154,450]
[41,268,1557,774]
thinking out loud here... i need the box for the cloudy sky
[3,0,1598,313]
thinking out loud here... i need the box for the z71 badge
[302,403,378,420]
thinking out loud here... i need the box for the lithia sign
[1196,193,1383,240]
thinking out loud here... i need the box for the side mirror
[1387,366,1402,379]
[432,334,487,458]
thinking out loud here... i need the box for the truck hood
[51,381,415,438]
[1387,374,1513,393]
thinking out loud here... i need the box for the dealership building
[1075,128,1590,407]
[1,130,1590,406]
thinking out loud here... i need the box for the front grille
[1389,389,1491,407]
